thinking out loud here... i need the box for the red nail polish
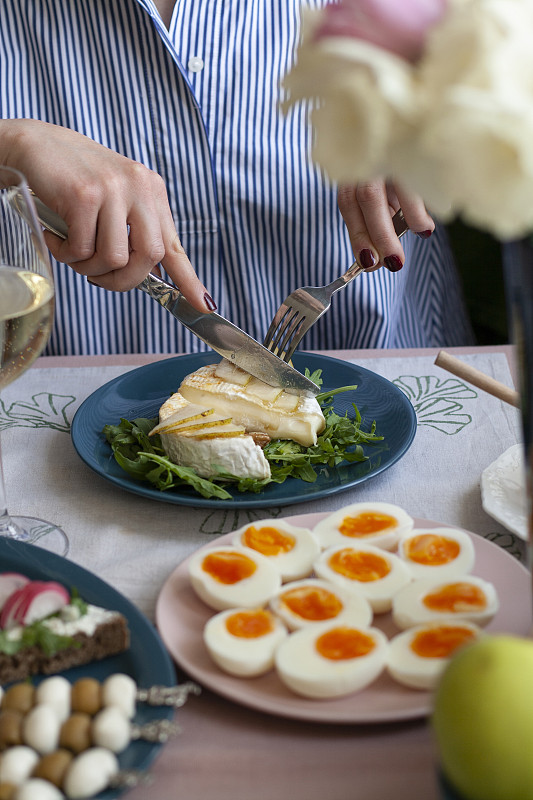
[416,230,433,239]
[359,249,377,269]
[384,255,403,272]
[204,292,217,311]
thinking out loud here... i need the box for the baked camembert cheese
[150,359,325,480]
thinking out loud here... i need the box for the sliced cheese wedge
[157,392,271,480]
[179,362,325,447]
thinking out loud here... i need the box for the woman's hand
[1,119,216,311]
[338,180,435,272]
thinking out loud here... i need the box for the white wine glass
[0,165,69,555]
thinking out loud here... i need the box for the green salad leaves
[102,369,384,501]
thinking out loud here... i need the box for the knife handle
[33,196,179,299]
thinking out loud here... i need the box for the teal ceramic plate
[71,352,417,509]
[0,538,176,799]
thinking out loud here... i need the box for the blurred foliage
[446,220,509,345]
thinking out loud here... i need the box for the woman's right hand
[0,119,216,311]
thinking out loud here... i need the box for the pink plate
[155,514,532,724]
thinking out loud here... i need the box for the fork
[263,209,409,362]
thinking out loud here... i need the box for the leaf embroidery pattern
[199,507,284,536]
[393,375,478,434]
[0,393,74,432]
[484,531,527,565]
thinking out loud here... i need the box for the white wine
[0,265,54,389]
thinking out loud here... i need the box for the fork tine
[280,316,316,363]
[268,307,303,355]
[263,304,291,351]
[274,312,308,361]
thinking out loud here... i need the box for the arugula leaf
[0,620,81,657]
[102,370,385,499]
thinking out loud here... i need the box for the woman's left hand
[338,180,435,272]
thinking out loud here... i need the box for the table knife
[33,198,319,397]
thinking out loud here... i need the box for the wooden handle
[435,351,520,408]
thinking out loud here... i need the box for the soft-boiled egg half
[387,620,482,690]
[313,501,414,551]
[392,575,499,630]
[203,607,288,677]
[269,578,373,631]
[314,543,412,613]
[275,621,388,699]
[188,545,281,611]
[397,528,475,580]
[231,519,320,581]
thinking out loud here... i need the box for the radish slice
[0,581,70,629]
[0,572,30,611]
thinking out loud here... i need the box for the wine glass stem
[0,429,24,540]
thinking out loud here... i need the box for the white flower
[285,0,533,239]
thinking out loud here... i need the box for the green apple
[433,635,533,800]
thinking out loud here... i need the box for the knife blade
[32,197,319,397]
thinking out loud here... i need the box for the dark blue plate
[71,352,417,509]
[0,538,176,799]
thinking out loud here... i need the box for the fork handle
[327,208,410,294]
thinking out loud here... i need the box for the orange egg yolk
[281,586,344,621]
[202,551,257,584]
[328,548,391,582]
[423,582,487,613]
[410,625,477,658]
[404,534,460,565]
[316,626,375,660]
[242,525,296,556]
[225,609,275,638]
[339,512,397,537]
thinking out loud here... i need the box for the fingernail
[416,229,433,239]
[359,249,377,269]
[204,292,217,311]
[384,255,403,272]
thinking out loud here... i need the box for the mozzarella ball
[14,778,63,800]
[91,707,131,753]
[231,519,320,581]
[0,747,39,785]
[313,502,414,551]
[314,543,412,613]
[188,545,281,611]
[101,674,137,719]
[35,677,71,722]
[203,607,288,677]
[275,622,388,699]
[392,575,499,630]
[269,578,373,631]
[22,705,61,755]
[62,748,118,799]
[387,621,482,690]
[397,528,475,579]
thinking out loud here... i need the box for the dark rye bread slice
[0,613,130,684]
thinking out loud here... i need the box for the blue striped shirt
[0,0,474,354]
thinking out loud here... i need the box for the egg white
[231,518,320,581]
[269,578,373,631]
[275,621,388,699]
[204,607,289,677]
[314,543,412,613]
[313,501,414,551]
[387,620,483,690]
[188,545,281,611]
[392,575,499,630]
[397,527,475,580]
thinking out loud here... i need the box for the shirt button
[187,56,204,73]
